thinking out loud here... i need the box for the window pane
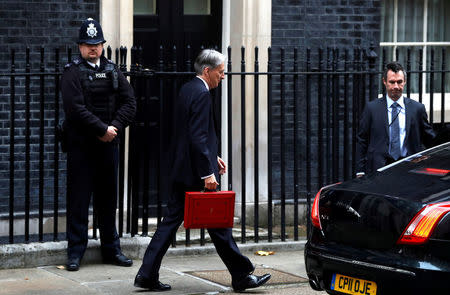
[427,0,450,41]
[184,0,210,15]
[134,0,156,15]
[381,0,395,42]
[426,47,450,93]
[397,0,424,42]
[396,47,422,93]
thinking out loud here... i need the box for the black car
[305,142,450,295]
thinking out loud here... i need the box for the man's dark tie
[94,65,99,71]
[389,102,401,160]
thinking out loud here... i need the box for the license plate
[331,273,377,295]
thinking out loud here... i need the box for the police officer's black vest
[74,58,119,123]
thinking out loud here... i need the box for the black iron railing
[0,45,448,246]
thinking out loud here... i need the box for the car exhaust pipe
[308,275,322,291]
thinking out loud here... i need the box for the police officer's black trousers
[66,142,121,260]
[137,182,254,282]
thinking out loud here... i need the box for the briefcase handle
[201,188,219,193]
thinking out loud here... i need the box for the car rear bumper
[305,242,450,294]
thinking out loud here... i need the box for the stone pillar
[99,0,133,206]
[99,0,133,64]
[222,0,272,224]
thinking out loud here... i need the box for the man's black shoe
[103,253,133,267]
[134,274,171,291]
[66,257,80,271]
[232,273,271,292]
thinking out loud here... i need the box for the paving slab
[0,268,98,295]
[0,245,326,295]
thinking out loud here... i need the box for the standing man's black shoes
[103,253,133,267]
[232,273,271,292]
[134,274,171,291]
[66,257,80,271]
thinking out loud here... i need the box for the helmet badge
[86,23,97,38]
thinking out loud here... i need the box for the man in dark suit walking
[134,49,271,292]
[356,61,436,176]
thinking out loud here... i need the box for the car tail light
[398,201,450,245]
[311,183,340,229]
[411,167,450,177]
[311,189,322,229]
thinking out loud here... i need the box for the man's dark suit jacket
[356,96,435,174]
[137,77,255,281]
[170,77,219,186]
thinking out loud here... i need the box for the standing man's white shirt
[386,95,407,157]
[86,60,100,69]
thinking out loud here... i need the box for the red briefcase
[184,191,235,229]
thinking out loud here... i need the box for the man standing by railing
[60,18,136,271]
[356,61,436,176]
[134,49,271,292]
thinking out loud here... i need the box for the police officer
[61,18,136,271]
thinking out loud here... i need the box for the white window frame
[380,0,450,123]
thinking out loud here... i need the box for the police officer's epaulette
[72,57,82,65]
[64,57,82,69]
[106,58,116,65]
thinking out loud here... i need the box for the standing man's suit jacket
[356,96,435,174]
[170,77,219,187]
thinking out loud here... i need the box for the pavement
[0,237,327,295]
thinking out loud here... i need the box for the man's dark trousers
[138,182,254,282]
[66,142,121,260]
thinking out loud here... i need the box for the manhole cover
[186,267,307,287]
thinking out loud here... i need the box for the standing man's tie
[389,102,401,160]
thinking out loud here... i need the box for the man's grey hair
[194,49,225,75]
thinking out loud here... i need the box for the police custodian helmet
[77,18,106,45]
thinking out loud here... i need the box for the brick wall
[270,0,381,199]
[0,0,99,217]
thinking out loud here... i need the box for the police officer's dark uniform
[61,18,136,271]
